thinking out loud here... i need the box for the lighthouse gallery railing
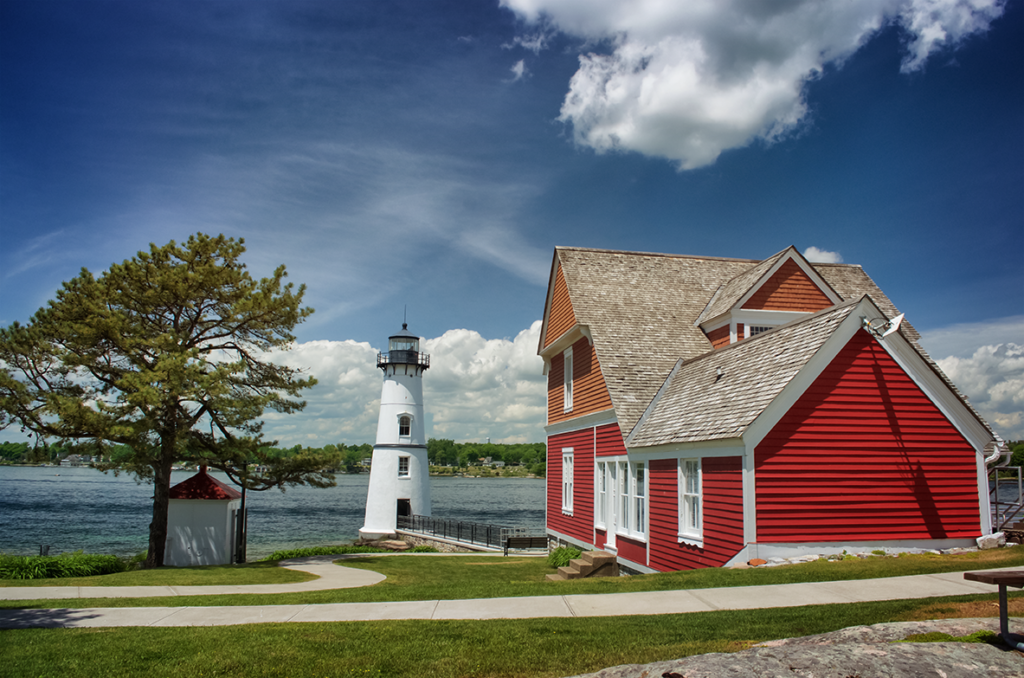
[397,514,541,551]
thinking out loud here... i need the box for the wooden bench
[963,570,1024,648]
[504,536,548,556]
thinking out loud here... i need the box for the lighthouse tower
[359,323,431,539]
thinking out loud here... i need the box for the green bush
[547,546,582,569]
[260,545,389,561]
[408,545,439,553]
[0,551,132,580]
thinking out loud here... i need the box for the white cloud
[919,315,1024,359]
[502,0,1006,169]
[804,246,844,263]
[899,0,1007,72]
[263,322,547,447]
[937,343,1024,440]
[510,59,528,82]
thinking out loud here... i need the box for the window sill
[678,535,704,549]
[616,530,646,543]
[561,509,573,516]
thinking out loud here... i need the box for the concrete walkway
[0,558,1019,629]
[0,555,385,601]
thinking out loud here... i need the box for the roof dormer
[698,247,842,348]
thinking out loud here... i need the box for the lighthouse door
[396,498,411,526]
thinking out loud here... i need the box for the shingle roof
[629,301,859,447]
[555,247,757,435]
[694,248,788,325]
[549,246,989,442]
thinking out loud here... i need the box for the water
[0,466,545,560]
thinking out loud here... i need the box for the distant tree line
[2,438,547,476]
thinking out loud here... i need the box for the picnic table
[963,570,1024,649]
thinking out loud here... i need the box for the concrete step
[550,551,619,580]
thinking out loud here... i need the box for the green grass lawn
[2,544,1023,610]
[2,547,1022,678]
[0,559,315,588]
[2,592,1020,678]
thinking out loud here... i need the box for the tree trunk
[145,440,176,568]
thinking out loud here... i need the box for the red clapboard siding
[596,423,628,457]
[547,337,613,425]
[544,264,576,348]
[648,457,744,572]
[755,329,980,543]
[706,325,730,349]
[617,534,646,566]
[743,259,832,312]
[547,428,595,543]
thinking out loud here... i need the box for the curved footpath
[0,556,1020,629]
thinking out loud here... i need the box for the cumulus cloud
[509,59,528,81]
[937,343,1024,439]
[919,315,1024,359]
[263,322,547,447]
[804,246,844,263]
[502,0,1006,169]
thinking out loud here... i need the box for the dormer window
[399,415,411,437]
[749,325,774,337]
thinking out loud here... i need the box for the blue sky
[2,0,1021,446]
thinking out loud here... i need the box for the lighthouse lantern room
[359,323,431,540]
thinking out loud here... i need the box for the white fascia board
[731,309,811,328]
[538,253,561,354]
[544,408,618,437]
[744,440,756,545]
[539,323,592,360]
[734,250,843,311]
[874,329,993,451]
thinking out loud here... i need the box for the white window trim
[398,414,412,438]
[563,347,573,413]
[595,461,607,530]
[561,448,574,515]
[615,460,647,542]
[678,458,703,547]
[398,455,410,478]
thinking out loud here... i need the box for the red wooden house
[538,246,1001,573]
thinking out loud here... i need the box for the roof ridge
[555,245,761,264]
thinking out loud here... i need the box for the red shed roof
[168,467,242,500]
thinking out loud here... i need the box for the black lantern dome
[377,323,430,370]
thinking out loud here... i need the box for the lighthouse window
[398,456,410,477]
[399,415,411,437]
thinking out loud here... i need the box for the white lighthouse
[359,323,431,539]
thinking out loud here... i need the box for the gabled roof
[628,300,860,447]
[694,248,788,325]
[543,247,915,437]
[168,467,242,500]
[550,247,757,434]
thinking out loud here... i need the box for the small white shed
[165,466,242,567]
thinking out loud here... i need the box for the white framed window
[595,461,607,529]
[613,460,646,541]
[618,461,628,533]
[561,449,574,514]
[398,455,410,478]
[633,462,645,538]
[398,415,411,437]
[563,347,573,412]
[749,325,774,337]
[679,458,702,544]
